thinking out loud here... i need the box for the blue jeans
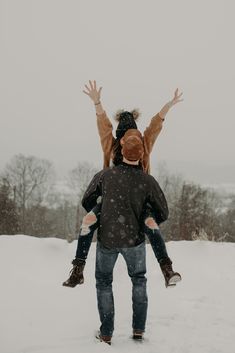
[95,241,148,337]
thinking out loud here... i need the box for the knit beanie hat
[121,129,144,161]
[115,110,139,139]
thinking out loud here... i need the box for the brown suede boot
[160,258,182,288]
[62,258,85,287]
[96,331,112,345]
[132,330,144,341]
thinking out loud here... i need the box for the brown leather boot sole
[167,273,182,287]
[132,330,144,341]
[95,331,112,345]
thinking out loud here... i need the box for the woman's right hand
[83,80,102,104]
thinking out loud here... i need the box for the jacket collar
[120,161,142,169]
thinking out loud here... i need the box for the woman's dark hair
[112,139,123,166]
[113,109,140,165]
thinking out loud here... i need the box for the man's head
[115,110,140,139]
[121,129,144,162]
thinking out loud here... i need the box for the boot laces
[69,265,81,278]
[165,263,173,272]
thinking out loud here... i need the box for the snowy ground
[0,235,235,353]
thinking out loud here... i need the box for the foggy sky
[1,0,235,184]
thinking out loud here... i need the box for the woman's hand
[159,88,183,120]
[83,80,102,104]
[168,88,183,108]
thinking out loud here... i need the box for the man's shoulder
[143,173,160,187]
[94,167,110,178]
[145,173,155,181]
[95,167,116,180]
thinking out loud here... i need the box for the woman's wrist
[159,102,171,120]
[158,112,165,121]
[94,101,104,115]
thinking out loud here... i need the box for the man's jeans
[95,241,148,337]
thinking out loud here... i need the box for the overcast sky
[0,0,234,184]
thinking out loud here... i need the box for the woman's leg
[74,203,101,260]
[62,203,101,288]
[142,209,169,262]
[142,207,181,287]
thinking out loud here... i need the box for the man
[79,129,172,344]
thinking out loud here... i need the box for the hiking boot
[132,330,144,341]
[95,331,112,345]
[160,258,181,288]
[62,258,85,287]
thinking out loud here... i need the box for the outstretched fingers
[83,80,100,94]
[83,89,90,95]
[173,88,183,104]
[82,80,103,103]
[83,81,95,95]
[83,84,91,94]
[89,80,95,90]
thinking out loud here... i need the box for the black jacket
[82,162,168,249]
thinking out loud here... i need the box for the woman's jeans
[75,203,169,262]
[95,241,147,336]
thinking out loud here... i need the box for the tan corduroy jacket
[96,111,164,174]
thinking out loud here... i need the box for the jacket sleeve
[96,111,115,168]
[147,175,169,224]
[143,113,164,155]
[81,170,103,212]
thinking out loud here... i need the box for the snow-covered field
[0,235,234,353]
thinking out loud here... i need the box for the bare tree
[3,154,55,234]
[0,177,19,234]
[153,163,224,241]
[177,182,221,241]
[45,183,77,240]
[68,161,98,233]
[154,162,184,240]
[221,194,235,242]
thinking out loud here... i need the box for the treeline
[157,166,235,242]
[0,154,97,241]
[0,154,234,242]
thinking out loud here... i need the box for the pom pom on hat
[114,109,140,122]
